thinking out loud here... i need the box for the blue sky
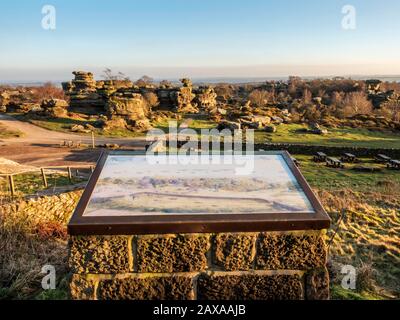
[1,0,400,81]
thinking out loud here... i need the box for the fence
[0,165,94,197]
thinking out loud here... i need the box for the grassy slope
[0,172,85,198]
[296,155,400,299]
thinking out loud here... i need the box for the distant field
[0,123,24,139]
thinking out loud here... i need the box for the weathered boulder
[217,121,241,131]
[102,118,128,131]
[265,125,277,133]
[70,124,90,133]
[6,102,40,113]
[105,93,150,121]
[127,119,153,132]
[309,123,328,135]
[195,86,217,111]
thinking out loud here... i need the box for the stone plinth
[69,231,329,300]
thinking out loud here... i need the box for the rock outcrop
[172,78,197,113]
[194,86,217,112]
[41,98,69,118]
[62,71,105,114]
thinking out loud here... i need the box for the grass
[12,114,144,138]
[0,124,24,139]
[0,198,70,299]
[294,155,400,299]
[295,154,400,193]
[0,172,85,198]
[10,113,400,149]
[255,123,400,149]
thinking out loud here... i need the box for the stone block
[136,234,210,273]
[305,267,330,300]
[256,232,327,270]
[197,272,303,300]
[98,275,194,300]
[69,274,96,300]
[213,233,256,271]
[69,236,132,274]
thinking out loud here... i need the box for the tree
[135,75,154,87]
[32,82,66,102]
[159,80,172,88]
[143,92,159,108]
[102,68,130,81]
[301,89,312,104]
[248,90,274,107]
[343,92,373,116]
[379,100,400,122]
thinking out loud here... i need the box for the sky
[0,0,400,81]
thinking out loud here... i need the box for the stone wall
[0,190,83,225]
[254,143,400,158]
[69,230,329,300]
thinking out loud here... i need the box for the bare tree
[135,75,154,87]
[343,92,373,116]
[143,92,159,108]
[248,90,274,107]
[102,68,130,81]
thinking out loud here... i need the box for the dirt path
[0,114,147,146]
[0,114,149,167]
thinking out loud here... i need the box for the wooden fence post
[41,168,48,188]
[67,167,73,182]
[8,175,15,197]
[91,131,95,149]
